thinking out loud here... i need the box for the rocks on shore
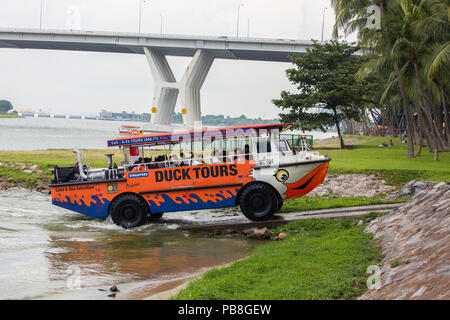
[359,182,450,300]
[0,177,15,190]
[307,173,395,198]
[385,180,434,200]
[242,227,274,240]
[207,227,288,241]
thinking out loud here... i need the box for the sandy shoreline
[140,259,245,300]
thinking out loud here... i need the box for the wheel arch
[235,181,283,207]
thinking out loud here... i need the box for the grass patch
[0,149,123,187]
[0,166,42,188]
[173,214,385,300]
[315,135,450,185]
[0,113,22,118]
[280,196,404,213]
[0,149,173,187]
[0,149,121,169]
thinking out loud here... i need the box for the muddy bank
[359,182,449,300]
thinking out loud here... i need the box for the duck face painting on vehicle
[249,161,329,200]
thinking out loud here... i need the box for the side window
[256,140,271,153]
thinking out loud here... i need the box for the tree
[273,41,372,149]
[332,0,449,160]
[0,100,13,113]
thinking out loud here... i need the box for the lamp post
[40,0,44,30]
[247,19,251,38]
[160,14,163,34]
[139,0,149,34]
[321,7,327,42]
[236,3,244,37]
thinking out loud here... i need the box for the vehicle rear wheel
[239,183,278,221]
[109,194,148,229]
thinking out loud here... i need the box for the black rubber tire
[109,193,148,229]
[239,183,278,221]
[149,212,164,219]
[276,200,284,212]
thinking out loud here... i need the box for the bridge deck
[0,28,313,61]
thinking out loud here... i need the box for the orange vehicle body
[52,160,329,218]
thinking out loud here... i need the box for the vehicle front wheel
[109,194,148,229]
[239,183,278,221]
[276,200,284,212]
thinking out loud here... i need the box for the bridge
[0,28,315,128]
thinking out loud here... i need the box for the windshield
[278,139,291,152]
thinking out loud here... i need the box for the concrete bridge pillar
[144,47,214,127]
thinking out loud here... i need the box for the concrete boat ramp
[177,203,403,233]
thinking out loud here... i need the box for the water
[0,189,259,300]
[0,117,337,150]
[0,117,135,150]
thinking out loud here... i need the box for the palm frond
[427,42,450,80]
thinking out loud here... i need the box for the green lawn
[315,135,450,185]
[174,213,385,300]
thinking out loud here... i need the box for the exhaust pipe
[73,148,88,180]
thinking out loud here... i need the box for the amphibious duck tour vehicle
[50,124,330,228]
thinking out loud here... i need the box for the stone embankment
[359,182,450,300]
[385,179,435,200]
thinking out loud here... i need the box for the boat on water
[118,125,142,136]
[50,123,330,228]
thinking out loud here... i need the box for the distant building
[99,110,150,121]
[99,110,114,120]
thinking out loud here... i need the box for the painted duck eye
[275,169,289,182]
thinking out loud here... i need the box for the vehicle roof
[107,123,291,147]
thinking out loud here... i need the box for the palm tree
[332,0,449,160]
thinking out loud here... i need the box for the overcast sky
[0,0,347,119]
